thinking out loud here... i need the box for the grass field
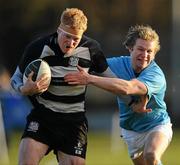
[4,129,180,165]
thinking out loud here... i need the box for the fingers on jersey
[64,66,89,85]
[64,72,88,85]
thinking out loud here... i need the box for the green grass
[5,129,180,165]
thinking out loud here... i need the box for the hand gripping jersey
[12,33,108,113]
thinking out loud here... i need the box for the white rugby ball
[23,59,51,85]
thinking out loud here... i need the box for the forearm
[88,75,130,95]
[96,67,132,104]
[11,67,24,93]
[88,75,147,96]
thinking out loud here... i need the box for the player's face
[57,29,82,54]
[129,38,157,73]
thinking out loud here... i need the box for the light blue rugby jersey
[107,56,171,132]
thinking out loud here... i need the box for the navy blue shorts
[22,107,88,159]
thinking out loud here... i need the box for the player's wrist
[19,85,25,94]
[87,74,95,84]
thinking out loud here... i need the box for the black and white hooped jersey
[12,33,108,113]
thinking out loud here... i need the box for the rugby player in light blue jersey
[65,25,172,165]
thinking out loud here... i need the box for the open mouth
[66,45,71,48]
[138,58,148,63]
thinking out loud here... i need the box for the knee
[58,156,85,165]
[144,151,159,165]
[72,157,85,165]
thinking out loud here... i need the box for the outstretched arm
[65,65,146,95]
[64,66,151,113]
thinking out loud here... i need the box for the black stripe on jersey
[43,56,68,66]
[78,58,91,68]
[42,56,91,68]
[40,91,85,103]
[50,77,69,86]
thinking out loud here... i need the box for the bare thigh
[18,138,49,165]
[57,151,85,165]
[144,131,170,160]
[133,131,170,165]
[132,127,171,165]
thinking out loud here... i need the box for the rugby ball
[23,59,51,85]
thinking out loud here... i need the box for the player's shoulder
[146,61,165,76]
[20,33,56,70]
[139,61,166,86]
[80,35,101,49]
[26,33,55,49]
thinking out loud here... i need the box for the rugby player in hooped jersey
[11,8,115,165]
[11,8,147,165]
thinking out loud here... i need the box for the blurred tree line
[0,0,175,120]
[0,0,171,72]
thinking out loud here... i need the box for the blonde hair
[60,8,88,33]
[123,25,160,53]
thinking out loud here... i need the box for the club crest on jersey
[69,56,79,67]
[27,121,39,132]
